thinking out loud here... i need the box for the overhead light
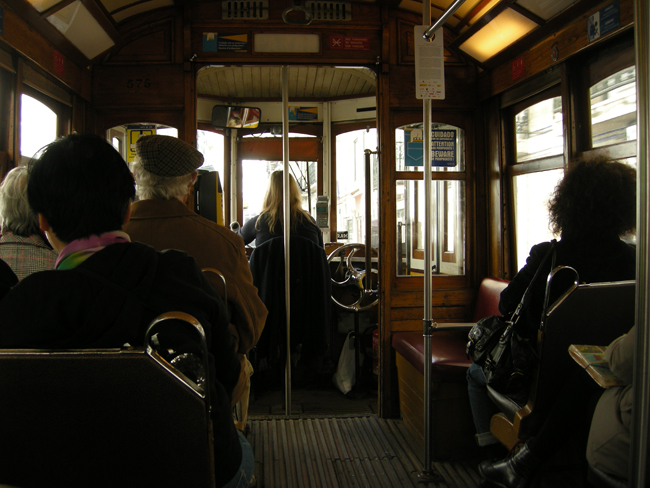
[458,8,537,63]
[47,0,114,59]
[516,0,577,21]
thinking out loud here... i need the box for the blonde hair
[256,170,311,233]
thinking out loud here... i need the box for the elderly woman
[0,166,57,280]
[469,158,637,487]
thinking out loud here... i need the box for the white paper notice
[414,25,445,100]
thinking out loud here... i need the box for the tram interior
[0,0,648,486]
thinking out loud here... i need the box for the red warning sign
[329,36,369,51]
[54,51,65,76]
[512,55,525,81]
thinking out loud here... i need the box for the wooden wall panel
[188,28,382,66]
[92,65,184,110]
[483,0,634,99]
[240,137,319,161]
[93,109,184,135]
[0,1,89,99]
[388,65,477,109]
[109,27,173,64]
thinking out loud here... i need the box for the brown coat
[124,198,267,354]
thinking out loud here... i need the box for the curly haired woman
[469,158,637,487]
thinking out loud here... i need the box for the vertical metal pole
[282,66,292,416]
[230,130,238,223]
[420,0,436,480]
[322,102,332,244]
[631,0,649,485]
[364,150,373,283]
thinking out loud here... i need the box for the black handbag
[467,241,556,395]
[465,314,509,367]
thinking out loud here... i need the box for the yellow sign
[126,125,156,163]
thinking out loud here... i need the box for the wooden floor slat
[247,415,481,488]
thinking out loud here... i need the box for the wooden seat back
[0,315,216,488]
[489,275,636,449]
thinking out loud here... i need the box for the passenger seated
[587,325,649,482]
[468,159,637,457]
[0,258,17,299]
[238,170,324,248]
[0,166,57,279]
[123,134,267,430]
[479,326,642,488]
[0,134,253,488]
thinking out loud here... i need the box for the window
[395,123,466,276]
[197,130,225,181]
[515,96,563,162]
[506,86,565,271]
[512,169,563,268]
[20,94,57,160]
[590,66,636,148]
[336,129,378,247]
[241,160,317,241]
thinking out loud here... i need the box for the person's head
[548,158,636,239]
[132,135,204,201]
[27,133,136,244]
[257,170,310,232]
[0,166,41,236]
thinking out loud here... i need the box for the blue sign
[202,33,248,53]
[404,128,457,167]
[431,129,456,167]
[289,107,318,121]
[404,128,424,167]
[588,1,619,42]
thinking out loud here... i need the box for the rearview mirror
[211,105,262,129]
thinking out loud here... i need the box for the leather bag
[467,241,556,395]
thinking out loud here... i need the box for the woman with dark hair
[238,170,323,248]
[468,159,637,487]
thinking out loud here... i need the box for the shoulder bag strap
[509,239,557,326]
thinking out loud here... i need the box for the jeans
[222,431,255,488]
[467,362,499,446]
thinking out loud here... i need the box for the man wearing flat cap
[124,135,267,430]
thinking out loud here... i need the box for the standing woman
[239,170,323,248]
[0,166,57,280]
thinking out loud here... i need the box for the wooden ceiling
[197,66,377,102]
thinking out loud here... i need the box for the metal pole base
[417,469,442,483]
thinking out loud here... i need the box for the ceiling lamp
[458,8,537,63]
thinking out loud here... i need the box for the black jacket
[249,236,331,368]
[240,213,323,248]
[499,235,636,338]
[0,242,242,487]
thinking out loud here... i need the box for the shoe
[481,443,509,463]
[478,443,541,488]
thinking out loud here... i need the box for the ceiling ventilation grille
[306,2,352,21]
[222,1,269,20]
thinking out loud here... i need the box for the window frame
[393,110,473,289]
[502,83,565,273]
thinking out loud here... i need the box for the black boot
[478,443,541,488]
